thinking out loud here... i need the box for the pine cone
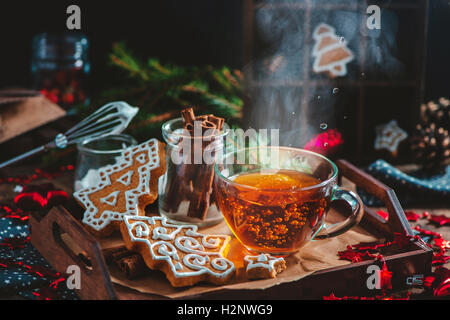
[420,97,450,129]
[410,98,450,171]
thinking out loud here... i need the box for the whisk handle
[0,145,47,169]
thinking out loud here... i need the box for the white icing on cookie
[175,262,183,271]
[116,170,133,186]
[244,254,285,272]
[135,223,150,238]
[257,254,268,262]
[136,154,147,164]
[100,191,120,206]
[374,120,408,154]
[311,23,354,78]
[73,139,162,231]
[123,215,235,280]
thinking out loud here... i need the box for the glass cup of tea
[214,146,364,255]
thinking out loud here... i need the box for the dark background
[0,0,448,101]
[0,0,244,90]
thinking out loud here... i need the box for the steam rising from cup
[245,0,403,149]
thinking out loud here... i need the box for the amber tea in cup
[214,147,364,255]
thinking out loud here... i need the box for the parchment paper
[99,210,378,299]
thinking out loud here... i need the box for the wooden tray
[29,160,433,300]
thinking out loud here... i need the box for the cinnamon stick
[186,114,220,220]
[103,246,149,279]
[165,107,224,221]
[207,115,224,131]
[103,246,128,265]
[117,254,148,280]
[164,126,197,213]
[181,107,196,124]
[187,161,215,219]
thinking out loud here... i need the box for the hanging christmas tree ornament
[374,120,408,157]
[311,23,354,78]
[410,98,450,172]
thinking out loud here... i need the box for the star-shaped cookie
[374,120,408,156]
[244,254,286,280]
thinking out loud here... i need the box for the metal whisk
[0,101,139,169]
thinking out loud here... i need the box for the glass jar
[158,118,229,228]
[74,134,137,191]
[31,32,90,109]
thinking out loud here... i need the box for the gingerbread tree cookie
[312,23,354,78]
[74,138,166,237]
[244,254,286,280]
[120,215,236,287]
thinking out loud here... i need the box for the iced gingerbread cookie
[312,23,354,78]
[374,120,408,157]
[120,215,235,287]
[244,254,286,280]
[73,138,166,237]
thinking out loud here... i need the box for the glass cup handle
[314,187,365,240]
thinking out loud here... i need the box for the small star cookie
[374,120,408,156]
[73,138,166,237]
[244,254,286,280]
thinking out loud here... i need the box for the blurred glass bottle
[31,32,90,109]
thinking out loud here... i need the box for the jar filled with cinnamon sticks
[158,107,228,227]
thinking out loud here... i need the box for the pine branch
[81,42,244,137]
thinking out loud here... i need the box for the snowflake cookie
[73,138,166,237]
[120,215,236,287]
[244,254,286,280]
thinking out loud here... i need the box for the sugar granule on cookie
[244,254,286,280]
[120,215,235,287]
[73,138,166,237]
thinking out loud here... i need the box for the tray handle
[336,159,413,237]
[30,206,117,300]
